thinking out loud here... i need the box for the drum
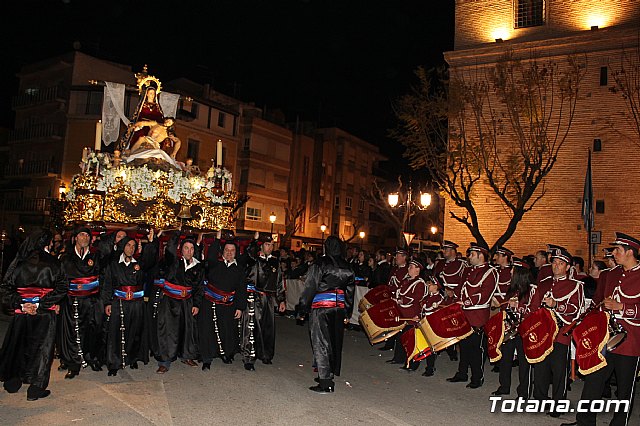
[518,307,558,364]
[606,314,627,352]
[400,327,432,366]
[359,299,405,345]
[418,303,473,353]
[358,285,393,313]
[573,310,609,375]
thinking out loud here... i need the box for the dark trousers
[458,331,486,384]
[576,352,639,426]
[498,335,532,398]
[533,342,569,406]
[392,326,420,369]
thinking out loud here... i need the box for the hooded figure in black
[0,229,68,401]
[198,238,246,370]
[101,231,158,376]
[298,235,355,393]
[239,236,286,371]
[57,226,105,378]
[155,232,204,373]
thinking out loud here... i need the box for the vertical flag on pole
[582,149,594,264]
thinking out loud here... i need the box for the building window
[514,0,545,29]
[191,102,199,118]
[599,67,608,86]
[218,112,226,128]
[334,196,340,209]
[86,91,103,115]
[187,139,200,163]
[243,137,251,151]
[359,198,365,212]
[595,200,605,214]
[246,207,261,221]
[345,196,352,211]
[593,138,602,152]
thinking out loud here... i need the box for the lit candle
[94,120,102,151]
[82,147,88,162]
[216,139,222,167]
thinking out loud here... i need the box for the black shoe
[560,422,577,426]
[202,362,211,371]
[385,359,401,364]
[244,363,255,371]
[512,359,519,367]
[491,388,509,396]
[422,368,435,377]
[492,365,500,373]
[3,378,22,393]
[26,388,51,401]
[90,362,103,372]
[446,374,468,383]
[107,369,118,376]
[129,362,138,369]
[57,363,67,371]
[309,384,334,394]
[262,359,272,365]
[221,355,232,364]
[466,381,483,389]
[314,377,320,383]
[65,370,79,380]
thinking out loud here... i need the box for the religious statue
[124,117,182,170]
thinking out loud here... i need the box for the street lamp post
[269,212,276,235]
[320,223,327,245]
[387,179,431,248]
[359,231,365,250]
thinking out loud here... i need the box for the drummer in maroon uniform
[565,232,640,426]
[492,246,513,313]
[379,248,410,351]
[447,242,498,389]
[389,258,427,369]
[420,275,444,377]
[530,246,585,418]
[433,240,467,361]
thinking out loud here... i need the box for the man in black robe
[155,233,203,373]
[58,226,105,378]
[198,239,246,370]
[0,230,68,400]
[297,235,355,393]
[240,236,286,371]
[101,230,158,376]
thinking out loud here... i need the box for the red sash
[15,287,55,314]
[69,275,100,297]
[114,285,144,301]
[204,283,235,305]
[573,310,609,374]
[162,281,193,300]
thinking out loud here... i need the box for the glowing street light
[320,223,327,244]
[359,231,365,250]
[431,226,437,234]
[269,212,276,235]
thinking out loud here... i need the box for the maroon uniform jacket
[493,266,512,305]
[388,264,408,294]
[420,291,444,317]
[603,264,640,357]
[531,275,585,346]
[394,275,427,320]
[459,263,498,328]
[536,263,553,285]
[434,258,467,299]
[592,268,612,306]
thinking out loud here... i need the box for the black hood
[117,235,135,253]
[324,236,343,258]
[17,229,52,261]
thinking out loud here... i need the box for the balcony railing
[4,160,58,177]
[1,198,52,213]
[9,123,64,143]
[12,86,67,109]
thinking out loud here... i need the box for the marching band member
[155,232,204,373]
[420,275,444,377]
[297,236,355,393]
[592,247,616,305]
[390,258,428,369]
[58,226,105,378]
[492,246,513,310]
[434,240,466,360]
[566,232,640,426]
[0,230,68,401]
[529,245,585,417]
[101,231,158,376]
[447,242,497,389]
[378,248,410,351]
[198,238,246,370]
[491,258,534,398]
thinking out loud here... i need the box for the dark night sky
[1,0,455,166]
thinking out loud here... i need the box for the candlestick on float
[216,139,223,167]
[94,120,102,151]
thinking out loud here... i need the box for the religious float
[63,66,244,234]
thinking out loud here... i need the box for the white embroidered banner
[159,91,180,119]
[102,82,130,145]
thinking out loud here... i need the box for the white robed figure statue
[124,117,183,170]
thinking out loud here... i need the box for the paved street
[0,314,629,425]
